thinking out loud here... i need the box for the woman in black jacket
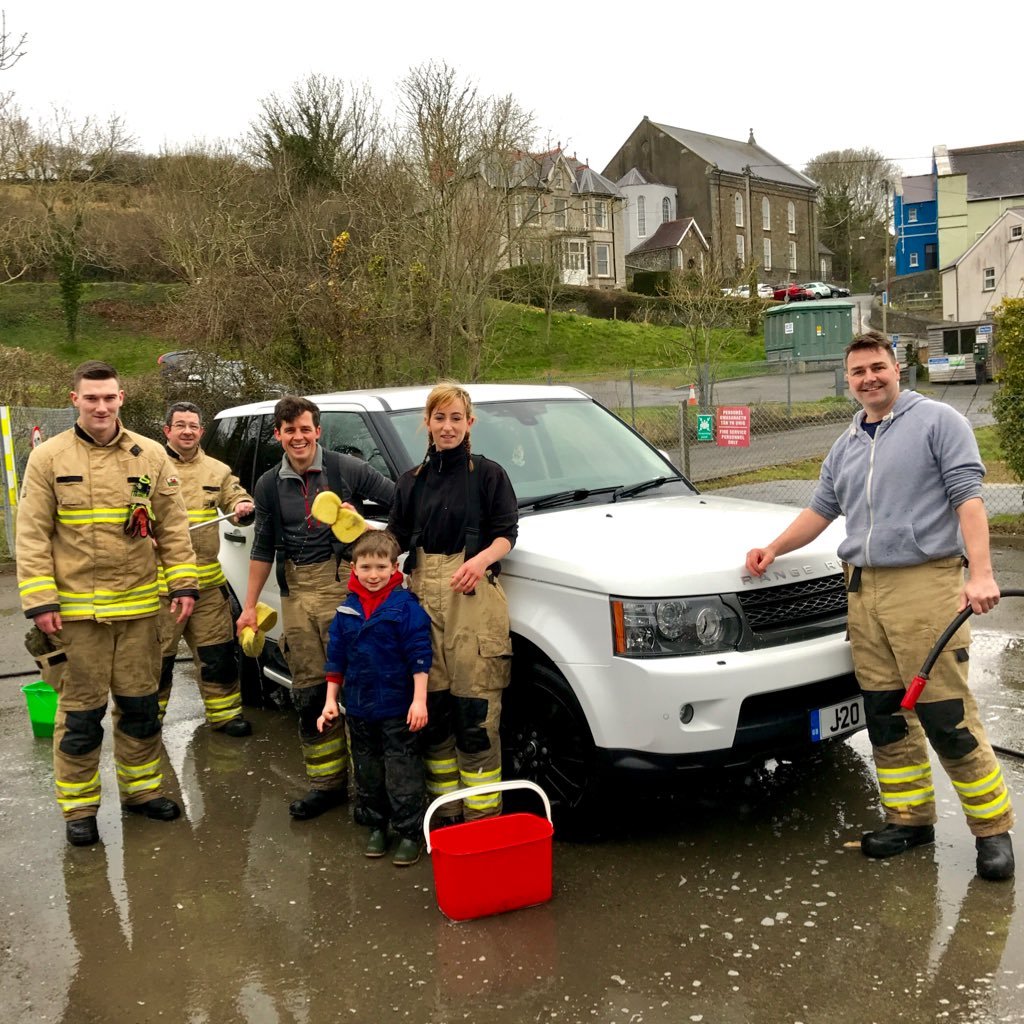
[388,381,518,823]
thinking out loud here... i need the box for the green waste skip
[21,680,58,738]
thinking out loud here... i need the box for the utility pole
[882,180,889,337]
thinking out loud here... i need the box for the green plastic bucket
[21,680,58,738]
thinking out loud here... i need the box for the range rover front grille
[736,573,848,633]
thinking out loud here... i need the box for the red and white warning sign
[31,426,43,448]
[715,406,750,448]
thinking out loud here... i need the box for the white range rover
[207,384,862,812]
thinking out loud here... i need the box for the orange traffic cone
[687,384,697,406]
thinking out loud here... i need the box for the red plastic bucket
[424,780,554,922]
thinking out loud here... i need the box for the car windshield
[387,398,695,506]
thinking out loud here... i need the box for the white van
[207,385,861,812]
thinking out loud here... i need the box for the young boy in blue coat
[317,530,432,865]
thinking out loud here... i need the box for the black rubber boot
[289,788,347,820]
[124,797,181,821]
[861,823,935,858]
[66,817,100,847]
[219,718,253,737]
[976,833,1015,881]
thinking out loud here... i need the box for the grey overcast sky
[3,0,1021,180]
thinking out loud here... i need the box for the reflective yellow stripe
[57,507,130,525]
[426,778,460,795]
[116,758,162,780]
[204,692,241,724]
[58,795,102,811]
[56,772,101,795]
[880,785,935,808]
[961,789,1011,820]
[163,563,198,583]
[877,762,932,783]
[196,563,227,588]
[461,767,501,784]
[425,757,458,773]
[58,581,162,619]
[307,757,347,778]
[188,509,218,523]
[19,575,56,596]
[952,766,1003,798]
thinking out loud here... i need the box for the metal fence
[1,405,76,560]
[508,363,1022,516]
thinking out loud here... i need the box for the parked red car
[772,283,813,302]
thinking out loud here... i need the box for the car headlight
[611,596,742,657]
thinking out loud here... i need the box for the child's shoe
[365,829,388,858]
[392,837,421,867]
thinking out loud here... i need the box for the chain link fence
[1,405,77,560]
[508,363,1023,517]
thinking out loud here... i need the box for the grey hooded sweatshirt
[809,390,985,567]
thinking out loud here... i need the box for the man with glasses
[159,402,256,736]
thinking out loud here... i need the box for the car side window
[319,412,396,481]
[207,415,262,493]
[253,415,281,484]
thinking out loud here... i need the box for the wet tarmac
[1,548,1023,1024]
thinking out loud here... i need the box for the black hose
[912,589,1024,760]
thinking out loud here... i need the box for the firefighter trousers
[282,559,350,792]
[845,559,1013,838]
[411,550,512,821]
[50,617,166,821]
[157,587,242,728]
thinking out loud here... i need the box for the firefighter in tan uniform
[157,402,255,736]
[747,333,1014,882]
[388,382,518,823]
[15,361,198,848]
[236,396,395,820]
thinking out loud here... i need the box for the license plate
[810,695,864,742]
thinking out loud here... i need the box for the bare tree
[11,109,134,339]
[383,60,535,379]
[0,11,26,72]
[249,74,380,192]
[664,259,751,410]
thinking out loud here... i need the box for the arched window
[787,201,796,234]
[762,197,771,230]
[734,193,743,228]
[637,195,646,236]
[662,196,671,223]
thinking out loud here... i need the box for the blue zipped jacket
[324,587,432,721]
[810,390,985,567]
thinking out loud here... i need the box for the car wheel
[501,656,597,820]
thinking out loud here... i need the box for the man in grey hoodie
[745,332,1013,881]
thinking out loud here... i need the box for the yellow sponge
[240,602,278,658]
[310,491,367,543]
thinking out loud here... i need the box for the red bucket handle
[423,780,552,853]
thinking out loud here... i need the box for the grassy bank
[0,282,179,376]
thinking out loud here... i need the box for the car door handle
[223,531,247,544]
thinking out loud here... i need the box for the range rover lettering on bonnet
[740,559,841,586]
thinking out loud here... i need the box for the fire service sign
[716,406,750,447]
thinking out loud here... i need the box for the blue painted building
[894,173,938,276]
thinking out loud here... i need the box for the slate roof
[900,174,935,205]
[628,218,707,255]
[945,141,1024,200]
[615,167,670,188]
[650,121,816,189]
[509,149,622,196]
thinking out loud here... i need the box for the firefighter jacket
[16,423,199,622]
[164,444,251,590]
